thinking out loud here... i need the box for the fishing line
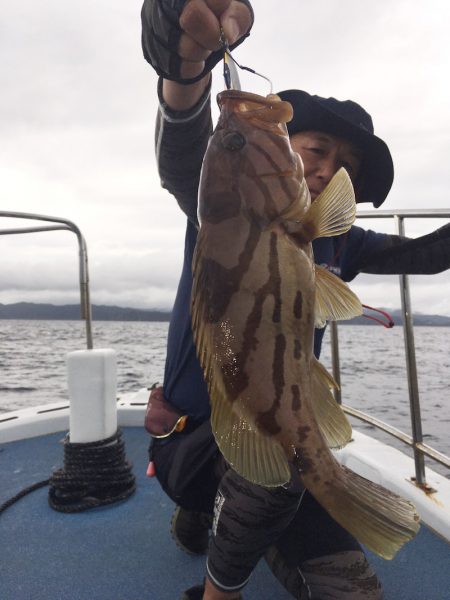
[219,25,272,92]
[224,49,273,94]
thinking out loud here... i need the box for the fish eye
[222,131,246,151]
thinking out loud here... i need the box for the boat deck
[1,427,449,600]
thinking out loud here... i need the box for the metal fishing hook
[219,27,273,94]
[224,49,273,94]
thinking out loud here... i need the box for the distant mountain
[0,302,449,326]
[0,302,171,322]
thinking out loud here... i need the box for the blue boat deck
[1,427,449,600]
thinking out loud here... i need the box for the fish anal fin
[311,357,352,448]
[315,265,363,328]
[210,387,290,487]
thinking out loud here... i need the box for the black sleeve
[358,223,450,275]
[154,76,213,225]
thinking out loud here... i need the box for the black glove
[141,0,254,85]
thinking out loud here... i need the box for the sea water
[0,320,449,474]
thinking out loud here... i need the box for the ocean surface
[1,320,449,476]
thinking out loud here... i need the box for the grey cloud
[1,1,154,133]
[2,0,449,317]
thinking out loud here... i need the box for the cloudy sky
[1,0,450,316]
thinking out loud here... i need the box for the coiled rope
[0,429,136,515]
[49,429,136,512]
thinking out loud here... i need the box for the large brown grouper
[191,90,420,559]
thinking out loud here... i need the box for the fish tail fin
[306,464,420,559]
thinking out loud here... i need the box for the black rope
[0,479,50,515]
[48,429,136,512]
[0,429,136,515]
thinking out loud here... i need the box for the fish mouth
[217,90,294,125]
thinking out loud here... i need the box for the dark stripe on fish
[201,187,242,223]
[273,333,286,402]
[246,139,296,219]
[196,219,261,323]
[291,384,301,411]
[293,291,303,319]
[254,333,286,436]
[269,232,282,323]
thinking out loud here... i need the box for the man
[141,1,450,599]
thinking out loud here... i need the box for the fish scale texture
[0,427,448,600]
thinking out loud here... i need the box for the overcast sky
[1,0,450,317]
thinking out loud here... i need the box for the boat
[1,210,449,600]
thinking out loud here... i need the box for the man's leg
[265,491,383,600]
[151,428,227,555]
[171,506,213,554]
[205,467,303,597]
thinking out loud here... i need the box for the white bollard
[67,349,117,443]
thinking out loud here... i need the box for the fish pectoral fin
[315,264,363,327]
[311,357,352,448]
[288,168,356,243]
[210,386,291,487]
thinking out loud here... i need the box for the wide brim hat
[277,89,394,207]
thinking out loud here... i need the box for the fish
[191,89,420,559]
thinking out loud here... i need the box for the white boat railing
[330,209,450,488]
[0,211,93,349]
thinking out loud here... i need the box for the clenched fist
[141,0,254,84]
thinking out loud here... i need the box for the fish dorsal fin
[209,379,291,487]
[315,265,363,328]
[311,357,352,448]
[287,168,356,243]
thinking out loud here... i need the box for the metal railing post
[0,211,93,350]
[329,321,342,404]
[396,215,426,484]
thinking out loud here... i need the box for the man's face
[290,131,362,201]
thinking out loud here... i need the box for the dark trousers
[150,425,382,599]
